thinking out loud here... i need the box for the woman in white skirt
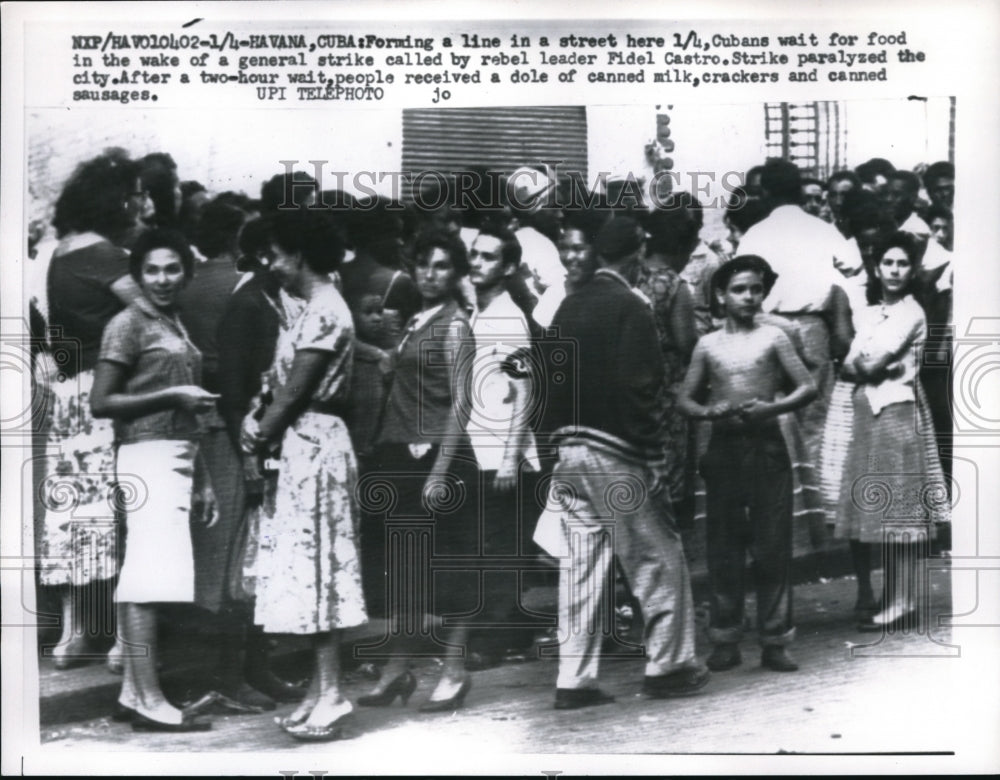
[819,232,949,631]
[91,229,219,731]
[240,209,367,742]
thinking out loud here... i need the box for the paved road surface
[33,570,970,771]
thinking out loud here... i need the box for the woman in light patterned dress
[240,209,366,742]
[39,152,150,670]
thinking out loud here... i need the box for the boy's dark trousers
[701,420,795,647]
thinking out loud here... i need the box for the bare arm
[90,360,216,419]
[252,349,332,445]
[848,316,924,382]
[494,370,531,491]
[667,281,697,362]
[826,285,854,362]
[426,318,474,485]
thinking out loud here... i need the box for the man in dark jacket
[534,216,709,709]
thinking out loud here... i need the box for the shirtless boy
[679,255,817,672]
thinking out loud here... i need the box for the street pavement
[33,567,964,764]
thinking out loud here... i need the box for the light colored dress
[251,284,368,634]
[819,295,949,543]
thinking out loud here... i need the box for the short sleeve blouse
[270,283,354,404]
[98,296,204,443]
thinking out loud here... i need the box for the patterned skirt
[251,413,368,634]
[36,370,119,586]
[819,380,949,543]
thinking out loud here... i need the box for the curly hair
[267,208,345,274]
[52,153,140,239]
[129,228,196,282]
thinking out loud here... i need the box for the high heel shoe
[357,671,417,707]
[418,676,471,713]
[111,703,137,723]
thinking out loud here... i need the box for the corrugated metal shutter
[401,106,587,200]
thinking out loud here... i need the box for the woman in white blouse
[819,232,949,631]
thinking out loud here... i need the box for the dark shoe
[706,643,742,672]
[131,712,212,732]
[853,594,880,618]
[553,687,616,710]
[643,667,711,699]
[464,650,501,672]
[761,646,799,672]
[111,703,136,723]
[501,648,531,665]
[418,676,471,713]
[357,671,417,707]
[52,653,97,671]
[246,670,307,703]
[533,627,560,650]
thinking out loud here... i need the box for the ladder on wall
[764,102,845,180]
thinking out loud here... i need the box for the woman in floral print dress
[635,207,698,510]
[39,151,149,670]
[240,209,366,741]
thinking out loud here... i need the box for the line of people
[29,152,952,736]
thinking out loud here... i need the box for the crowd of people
[29,148,953,737]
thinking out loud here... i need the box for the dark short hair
[412,228,469,276]
[888,170,920,193]
[724,196,771,235]
[260,171,318,212]
[347,195,404,248]
[710,254,778,317]
[844,190,893,236]
[801,177,826,191]
[827,170,861,189]
[267,209,345,274]
[760,160,803,204]
[923,161,954,185]
[668,190,705,229]
[866,231,924,305]
[129,228,196,282]
[594,216,643,262]
[139,152,179,226]
[474,224,522,269]
[52,152,140,239]
[236,217,270,272]
[855,157,896,184]
[644,203,701,257]
[194,198,248,259]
